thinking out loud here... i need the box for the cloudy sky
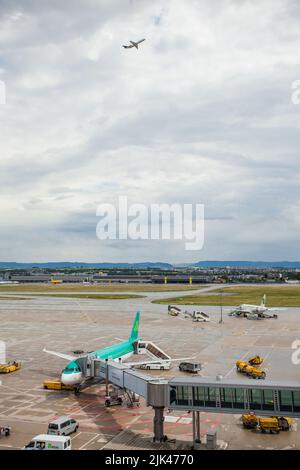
[0,0,300,263]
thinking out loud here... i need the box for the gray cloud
[0,0,299,262]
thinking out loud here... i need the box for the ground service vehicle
[168,305,181,316]
[242,414,292,433]
[0,425,11,437]
[248,356,263,366]
[179,362,202,373]
[24,434,71,450]
[43,380,74,391]
[138,361,171,370]
[191,311,210,322]
[236,360,248,372]
[47,417,79,436]
[0,362,21,373]
[236,360,266,379]
[105,385,124,407]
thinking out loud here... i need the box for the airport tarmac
[0,286,300,450]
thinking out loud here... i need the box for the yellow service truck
[242,414,292,433]
[236,360,266,379]
[43,380,74,391]
[0,362,21,374]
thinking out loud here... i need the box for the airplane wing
[125,356,195,367]
[123,45,134,49]
[43,348,76,361]
[137,39,146,44]
[129,41,139,49]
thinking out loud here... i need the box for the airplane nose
[61,372,83,386]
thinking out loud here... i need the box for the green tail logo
[129,311,140,342]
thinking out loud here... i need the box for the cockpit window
[63,362,81,374]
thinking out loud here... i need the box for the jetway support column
[192,411,201,449]
[153,406,166,442]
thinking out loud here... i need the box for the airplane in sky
[228,294,284,317]
[122,39,145,49]
[44,311,191,390]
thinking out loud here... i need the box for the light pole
[219,292,223,324]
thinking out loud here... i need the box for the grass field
[0,296,28,300]
[0,283,200,293]
[152,285,300,307]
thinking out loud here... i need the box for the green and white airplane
[44,311,141,387]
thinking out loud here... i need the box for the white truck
[23,434,71,450]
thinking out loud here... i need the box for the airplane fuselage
[240,304,267,313]
[61,338,136,386]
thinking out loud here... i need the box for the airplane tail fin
[261,294,266,307]
[129,311,140,342]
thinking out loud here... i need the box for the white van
[24,434,71,450]
[47,416,79,436]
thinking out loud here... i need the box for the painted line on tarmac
[78,433,100,450]
[0,383,38,398]
[224,349,250,378]
[71,431,82,441]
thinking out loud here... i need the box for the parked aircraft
[44,312,191,390]
[228,294,284,317]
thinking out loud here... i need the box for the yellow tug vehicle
[248,355,263,366]
[236,360,266,379]
[242,414,292,433]
[0,362,21,374]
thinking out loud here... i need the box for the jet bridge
[89,357,300,445]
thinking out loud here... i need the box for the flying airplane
[44,311,191,390]
[228,294,284,317]
[122,39,145,49]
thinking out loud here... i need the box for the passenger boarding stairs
[137,341,171,362]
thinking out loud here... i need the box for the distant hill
[1,260,300,270]
[0,262,173,269]
[192,261,300,268]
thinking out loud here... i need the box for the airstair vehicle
[168,305,210,322]
[168,305,181,316]
[135,341,171,370]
